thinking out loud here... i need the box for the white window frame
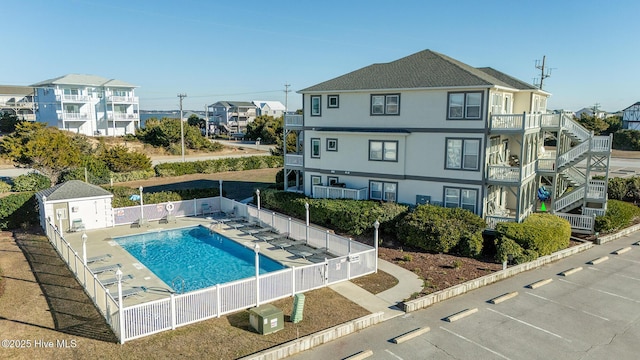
[369,180,397,202]
[444,187,477,213]
[369,140,398,162]
[447,91,483,120]
[310,95,321,116]
[445,138,480,170]
[311,138,321,158]
[371,94,400,115]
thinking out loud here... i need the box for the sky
[2,0,638,113]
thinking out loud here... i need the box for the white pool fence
[44,196,377,343]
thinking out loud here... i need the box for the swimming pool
[114,226,285,292]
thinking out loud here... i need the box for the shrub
[0,192,37,230]
[495,237,539,264]
[0,180,11,193]
[105,186,221,208]
[258,188,408,236]
[98,145,152,172]
[154,156,283,177]
[494,213,571,263]
[396,205,485,257]
[12,173,51,192]
[595,199,640,233]
[608,177,629,201]
[612,129,640,151]
[109,170,156,183]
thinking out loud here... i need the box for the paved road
[291,233,640,360]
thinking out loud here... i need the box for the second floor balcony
[312,184,368,200]
[109,113,139,121]
[108,95,139,103]
[285,154,303,168]
[57,94,90,102]
[60,112,90,121]
[487,161,536,184]
[284,114,303,128]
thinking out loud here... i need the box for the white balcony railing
[586,180,607,200]
[487,165,519,182]
[485,215,515,229]
[61,112,89,120]
[582,207,606,217]
[284,154,303,167]
[591,136,612,153]
[284,114,303,127]
[57,94,90,102]
[522,161,536,179]
[555,213,594,233]
[490,113,541,131]
[111,113,139,120]
[537,158,556,172]
[313,185,368,200]
[108,96,139,103]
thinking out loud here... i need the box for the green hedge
[594,199,640,234]
[0,180,10,193]
[0,192,38,230]
[495,213,571,264]
[12,173,51,192]
[154,156,283,177]
[396,204,486,257]
[105,186,221,208]
[608,176,640,203]
[258,189,408,236]
[110,170,156,183]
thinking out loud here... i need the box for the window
[327,176,338,185]
[369,140,398,162]
[446,138,480,170]
[328,95,339,108]
[326,138,338,151]
[444,187,478,213]
[311,138,321,158]
[448,92,482,119]
[371,181,397,202]
[311,175,322,186]
[370,181,397,202]
[310,95,321,116]
[371,94,400,115]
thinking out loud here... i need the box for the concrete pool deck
[63,216,320,306]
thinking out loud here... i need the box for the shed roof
[38,180,113,201]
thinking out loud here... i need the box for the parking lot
[292,233,640,360]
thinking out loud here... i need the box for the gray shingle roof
[300,50,535,92]
[476,67,538,90]
[38,180,113,201]
[31,74,137,88]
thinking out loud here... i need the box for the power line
[178,93,187,162]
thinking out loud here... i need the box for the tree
[574,114,609,135]
[0,124,82,184]
[98,145,152,172]
[187,114,205,128]
[0,113,22,133]
[245,115,282,144]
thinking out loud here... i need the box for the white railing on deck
[313,185,368,200]
[537,158,556,172]
[583,207,606,217]
[487,165,519,182]
[591,136,612,152]
[485,216,515,229]
[555,213,594,233]
[285,154,303,166]
[540,113,560,127]
[284,114,303,127]
[522,161,536,179]
[587,180,607,200]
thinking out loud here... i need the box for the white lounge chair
[116,287,146,303]
[86,253,111,264]
[288,245,329,260]
[90,263,121,274]
[100,274,133,287]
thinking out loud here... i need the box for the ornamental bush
[0,192,37,230]
[494,213,571,264]
[594,199,640,234]
[12,173,51,192]
[154,156,283,177]
[396,205,486,257]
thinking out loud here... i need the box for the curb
[597,223,640,244]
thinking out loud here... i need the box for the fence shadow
[15,229,118,343]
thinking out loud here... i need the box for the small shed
[36,180,114,232]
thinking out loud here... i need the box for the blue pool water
[114,226,285,292]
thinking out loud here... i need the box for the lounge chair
[255,231,289,243]
[240,225,273,236]
[116,286,146,303]
[159,214,176,224]
[100,274,133,287]
[269,237,303,250]
[287,245,329,260]
[131,218,149,228]
[90,263,121,274]
[86,253,112,264]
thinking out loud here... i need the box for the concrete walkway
[329,259,423,320]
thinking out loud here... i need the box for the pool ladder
[172,276,185,294]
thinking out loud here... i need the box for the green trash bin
[249,304,284,335]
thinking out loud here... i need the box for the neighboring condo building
[0,85,36,121]
[253,100,286,118]
[622,101,640,130]
[32,74,140,136]
[284,49,611,233]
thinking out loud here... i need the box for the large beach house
[32,74,140,136]
[283,50,611,233]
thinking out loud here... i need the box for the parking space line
[615,257,640,265]
[439,327,512,360]
[384,349,403,360]
[558,278,640,304]
[525,292,609,321]
[486,308,571,342]
[587,267,640,282]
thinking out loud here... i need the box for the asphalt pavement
[291,232,640,360]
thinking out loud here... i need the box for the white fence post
[194,198,197,216]
[216,284,221,318]
[171,293,176,329]
[291,267,296,296]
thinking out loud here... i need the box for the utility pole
[534,56,552,90]
[284,83,291,114]
[178,93,187,162]
[204,104,209,138]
